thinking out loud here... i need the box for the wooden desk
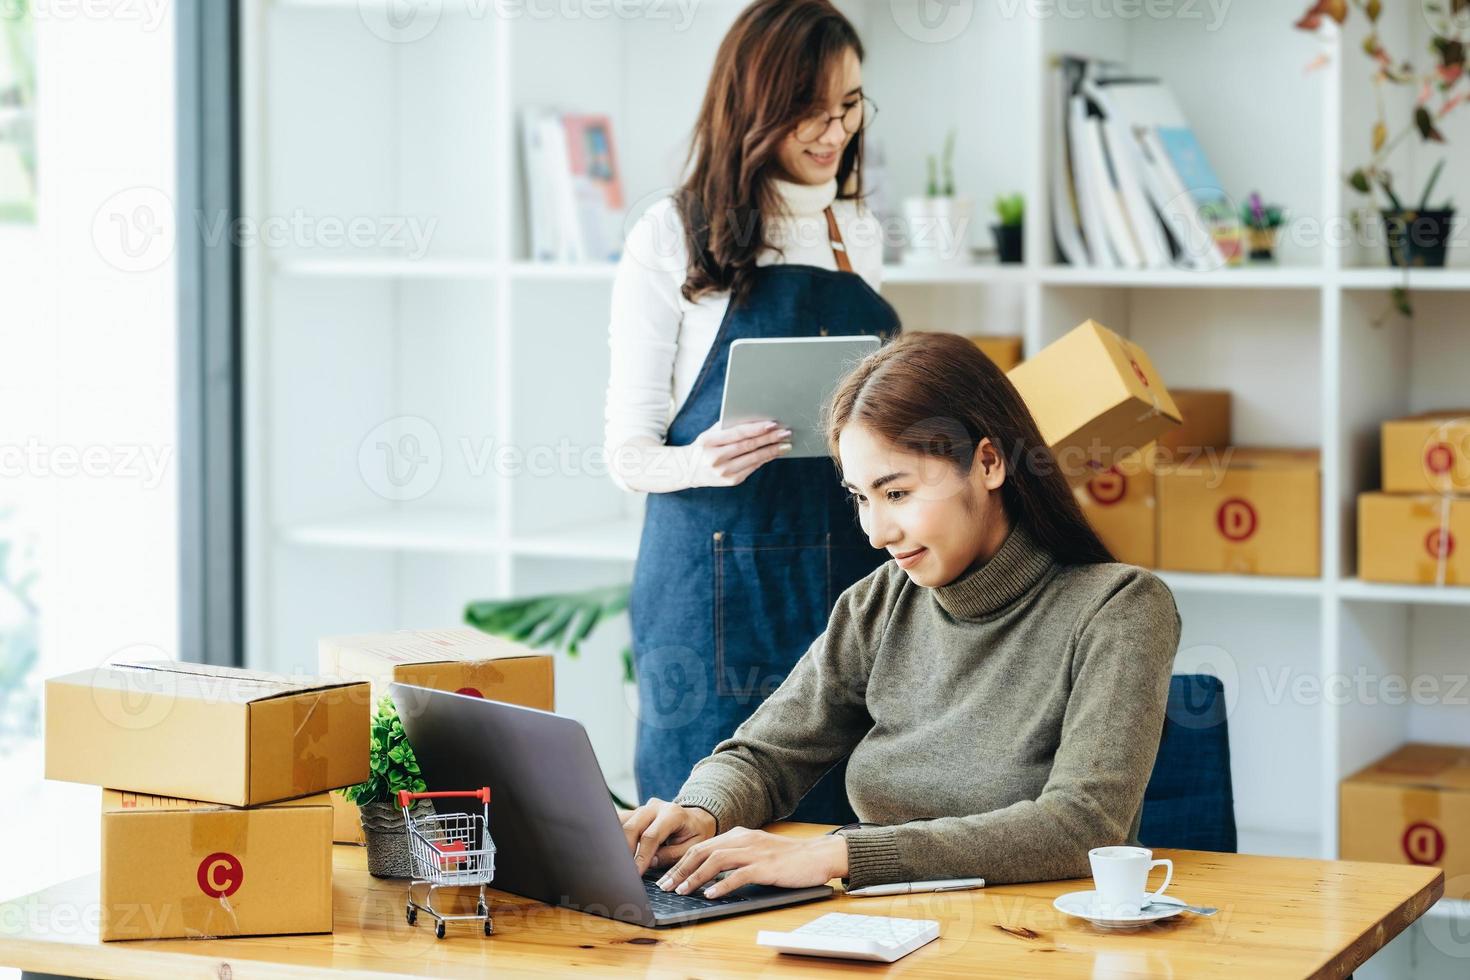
[0,823,1443,979]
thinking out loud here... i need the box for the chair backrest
[1139,674,1237,853]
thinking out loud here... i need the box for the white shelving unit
[241,3,1468,963]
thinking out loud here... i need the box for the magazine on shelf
[1049,62,1090,266]
[1082,78,1172,269]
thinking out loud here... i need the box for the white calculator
[756,912,940,963]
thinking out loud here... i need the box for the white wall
[0,1,177,954]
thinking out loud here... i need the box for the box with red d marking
[1075,446,1157,568]
[45,661,369,806]
[99,789,333,941]
[1339,744,1470,885]
[1155,447,1320,577]
[1381,411,1470,495]
[1357,491,1470,585]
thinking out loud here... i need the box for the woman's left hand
[654,827,849,899]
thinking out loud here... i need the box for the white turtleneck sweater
[603,178,884,494]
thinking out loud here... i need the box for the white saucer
[1053,890,1187,930]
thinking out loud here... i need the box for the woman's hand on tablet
[622,797,718,875]
[654,828,849,899]
[684,419,793,488]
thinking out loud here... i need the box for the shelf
[273,255,498,280]
[509,516,642,561]
[1038,265,1327,289]
[1155,570,1325,598]
[280,508,500,553]
[1336,579,1470,606]
[1339,268,1470,292]
[279,510,643,560]
[509,261,618,281]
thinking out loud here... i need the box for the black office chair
[1139,673,1237,853]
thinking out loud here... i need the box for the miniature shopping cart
[399,787,496,938]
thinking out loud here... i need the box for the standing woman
[603,0,898,825]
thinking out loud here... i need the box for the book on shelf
[1050,57,1240,271]
[519,107,625,264]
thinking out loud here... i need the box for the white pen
[845,877,986,898]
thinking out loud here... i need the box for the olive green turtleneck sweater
[673,523,1181,891]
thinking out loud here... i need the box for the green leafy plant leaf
[343,695,429,808]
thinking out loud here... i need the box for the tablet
[720,335,882,458]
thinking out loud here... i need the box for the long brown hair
[676,0,865,307]
[825,332,1115,566]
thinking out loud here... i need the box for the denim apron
[629,207,900,825]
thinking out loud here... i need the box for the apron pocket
[713,530,833,702]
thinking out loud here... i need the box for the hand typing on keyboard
[654,826,850,900]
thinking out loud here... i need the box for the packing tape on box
[293,692,330,795]
[181,806,249,938]
[1434,493,1451,588]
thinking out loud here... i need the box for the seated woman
[621,330,1181,898]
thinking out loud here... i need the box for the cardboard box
[320,627,555,844]
[1381,411,1470,494]
[46,662,369,806]
[1006,319,1182,485]
[1156,388,1231,457]
[968,334,1024,372]
[1156,448,1320,577]
[1357,491,1470,585]
[1339,743,1470,883]
[1075,446,1157,567]
[100,789,332,941]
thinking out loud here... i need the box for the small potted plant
[902,129,973,265]
[1240,192,1286,261]
[343,695,434,878]
[1376,160,1454,269]
[991,192,1024,264]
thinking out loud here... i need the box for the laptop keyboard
[641,873,746,916]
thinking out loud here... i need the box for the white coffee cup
[1088,845,1172,917]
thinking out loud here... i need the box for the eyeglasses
[794,96,876,143]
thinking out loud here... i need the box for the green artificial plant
[343,695,427,808]
[465,583,633,682]
[993,192,1024,227]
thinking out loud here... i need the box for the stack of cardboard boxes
[44,662,370,940]
[318,627,555,845]
[1014,321,1322,576]
[1359,412,1470,585]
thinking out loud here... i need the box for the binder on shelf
[520,107,626,264]
[1049,61,1091,266]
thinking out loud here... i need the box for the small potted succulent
[902,129,973,265]
[343,695,434,878]
[991,192,1024,264]
[1240,192,1286,261]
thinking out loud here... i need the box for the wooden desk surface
[0,823,1443,979]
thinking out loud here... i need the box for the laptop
[389,683,835,927]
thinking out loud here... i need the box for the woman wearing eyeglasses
[604,0,896,825]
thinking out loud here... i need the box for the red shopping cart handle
[398,787,490,808]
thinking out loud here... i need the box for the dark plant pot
[1382,209,1455,269]
[360,799,435,879]
[991,223,1023,264]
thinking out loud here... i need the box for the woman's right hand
[683,419,793,489]
[622,797,718,875]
